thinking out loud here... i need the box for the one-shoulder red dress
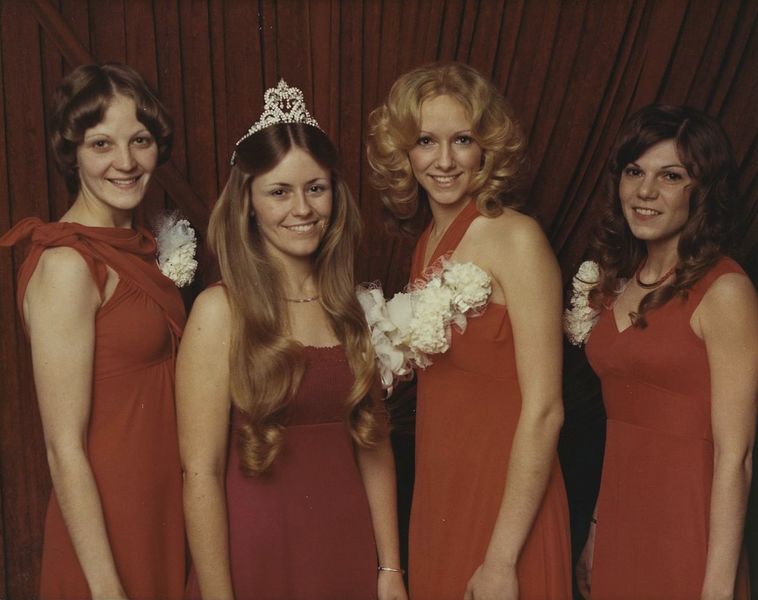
[408,201,572,600]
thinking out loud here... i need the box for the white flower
[409,280,454,354]
[153,212,198,287]
[357,259,492,390]
[563,260,601,346]
[442,260,492,313]
[357,287,413,390]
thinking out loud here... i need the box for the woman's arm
[463,214,565,600]
[25,248,127,599]
[355,435,408,600]
[695,273,758,600]
[176,286,235,600]
[575,507,598,599]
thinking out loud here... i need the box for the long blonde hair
[208,123,387,475]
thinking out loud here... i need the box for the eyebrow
[628,161,686,170]
[83,128,151,140]
[418,129,474,135]
[264,177,328,188]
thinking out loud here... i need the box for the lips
[283,222,319,233]
[107,175,141,188]
[633,207,661,216]
[429,173,461,186]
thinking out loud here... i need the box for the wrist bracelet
[378,566,405,574]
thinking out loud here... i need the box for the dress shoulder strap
[434,200,482,259]
[410,201,481,280]
[682,256,746,314]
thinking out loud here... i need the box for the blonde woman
[178,81,407,600]
[367,62,571,600]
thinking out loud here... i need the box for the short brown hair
[49,63,173,194]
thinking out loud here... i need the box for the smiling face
[408,94,483,212]
[75,94,158,225]
[250,146,332,265]
[619,139,693,249]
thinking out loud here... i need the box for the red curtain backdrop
[0,0,755,596]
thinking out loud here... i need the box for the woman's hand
[377,570,408,600]
[463,562,518,600]
[356,436,406,600]
[576,526,596,600]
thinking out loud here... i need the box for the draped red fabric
[0,0,755,597]
[0,218,185,336]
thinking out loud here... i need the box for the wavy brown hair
[208,123,387,475]
[366,62,527,236]
[49,63,173,194]
[588,104,737,327]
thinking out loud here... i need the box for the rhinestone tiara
[231,79,321,165]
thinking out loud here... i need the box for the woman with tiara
[178,80,408,600]
[571,104,757,599]
[0,64,187,599]
[366,62,571,600]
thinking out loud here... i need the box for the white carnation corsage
[563,260,601,346]
[153,212,198,287]
[358,257,492,391]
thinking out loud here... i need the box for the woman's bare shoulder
[27,246,99,301]
[464,208,552,263]
[189,285,231,321]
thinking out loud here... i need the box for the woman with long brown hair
[574,104,758,599]
[178,81,407,600]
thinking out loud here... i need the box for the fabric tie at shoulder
[0,217,156,256]
[0,216,185,338]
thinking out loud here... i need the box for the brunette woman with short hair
[0,63,185,599]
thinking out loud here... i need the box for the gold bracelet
[378,566,405,574]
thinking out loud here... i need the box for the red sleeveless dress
[586,256,750,599]
[185,345,378,600]
[0,218,186,600]
[408,201,572,600]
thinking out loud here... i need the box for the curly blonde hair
[209,123,388,475]
[366,62,527,235]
